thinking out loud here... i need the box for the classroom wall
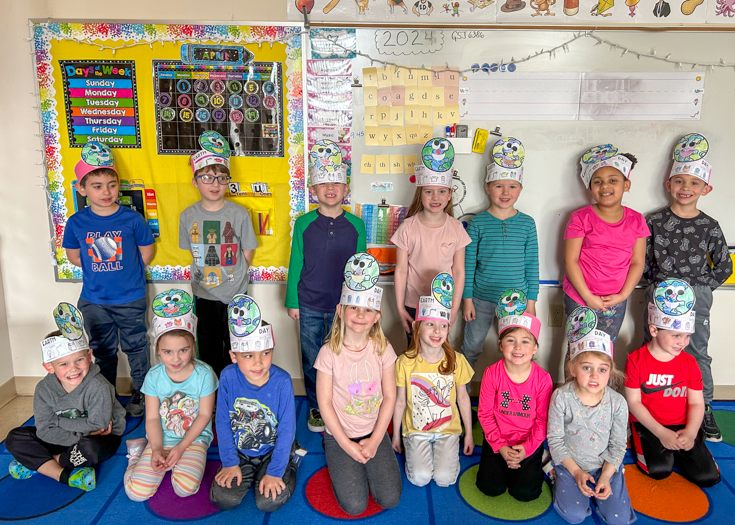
[1,1,734,395]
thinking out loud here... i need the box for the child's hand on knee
[259,474,285,501]
[215,465,242,488]
[151,449,167,472]
[658,428,682,450]
[164,445,184,470]
[573,470,596,497]
[675,429,695,451]
[594,475,612,500]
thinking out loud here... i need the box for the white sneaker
[125,437,148,465]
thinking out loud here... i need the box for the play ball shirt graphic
[344,253,380,291]
[654,279,695,316]
[431,272,454,308]
[492,137,525,168]
[152,289,194,318]
[227,294,262,337]
[673,133,709,162]
[421,138,455,172]
[566,306,598,342]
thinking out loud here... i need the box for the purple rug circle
[146,461,220,520]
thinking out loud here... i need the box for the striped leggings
[124,442,208,501]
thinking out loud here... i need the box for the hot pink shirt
[391,214,471,309]
[478,360,552,455]
[563,205,650,306]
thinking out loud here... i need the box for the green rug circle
[715,410,735,446]
[459,465,552,520]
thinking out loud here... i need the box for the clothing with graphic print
[215,363,296,477]
[62,205,154,304]
[314,342,398,439]
[395,352,473,435]
[141,360,219,447]
[478,360,552,455]
[179,200,258,304]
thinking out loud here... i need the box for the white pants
[403,432,460,487]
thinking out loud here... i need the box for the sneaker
[126,389,145,418]
[9,460,37,480]
[125,437,148,465]
[703,404,723,442]
[68,467,96,491]
[308,408,325,433]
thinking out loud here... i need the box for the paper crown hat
[579,144,633,188]
[494,289,540,339]
[228,294,274,352]
[74,141,117,182]
[339,253,384,310]
[415,138,455,188]
[570,329,613,360]
[151,289,197,344]
[486,137,525,184]
[42,303,91,364]
[565,306,613,359]
[669,133,712,184]
[309,140,347,185]
[648,279,696,334]
[191,131,231,173]
[416,272,454,323]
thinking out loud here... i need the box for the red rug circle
[305,467,384,519]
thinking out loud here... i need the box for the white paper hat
[486,137,525,184]
[570,328,613,360]
[309,140,347,185]
[416,272,454,323]
[499,313,542,340]
[191,131,231,173]
[228,294,274,352]
[42,303,90,364]
[151,289,197,345]
[579,144,633,188]
[339,253,384,310]
[415,138,455,188]
[648,279,696,334]
[669,133,712,184]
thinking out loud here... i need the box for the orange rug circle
[624,467,709,522]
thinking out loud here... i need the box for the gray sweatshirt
[34,363,126,446]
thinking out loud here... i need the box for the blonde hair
[565,351,624,390]
[405,321,456,375]
[327,305,388,356]
[405,186,454,219]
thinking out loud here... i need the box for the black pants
[476,437,545,502]
[195,296,231,377]
[5,426,121,471]
[631,422,720,487]
[405,306,416,347]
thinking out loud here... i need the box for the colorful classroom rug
[2,398,735,524]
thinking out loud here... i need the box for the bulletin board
[32,22,305,282]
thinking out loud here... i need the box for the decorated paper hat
[648,279,696,333]
[42,303,90,364]
[496,289,528,319]
[339,252,383,310]
[486,137,525,184]
[74,141,117,182]
[416,272,454,323]
[569,328,613,360]
[579,144,633,188]
[191,131,231,173]
[498,313,541,341]
[566,306,613,359]
[669,133,712,184]
[309,140,347,185]
[415,138,455,188]
[228,294,274,352]
[151,289,197,344]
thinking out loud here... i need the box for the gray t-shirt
[179,200,258,304]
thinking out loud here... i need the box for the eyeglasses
[195,174,231,185]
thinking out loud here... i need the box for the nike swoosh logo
[640,381,683,395]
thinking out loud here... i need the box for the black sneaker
[702,404,722,442]
[126,389,145,418]
[308,408,325,433]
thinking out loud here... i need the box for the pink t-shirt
[314,341,397,439]
[478,360,553,455]
[563,205,650,306]
[391,214,471,308]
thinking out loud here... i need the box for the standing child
[286,140,366,433]
[179,131,258,376]
[563,144,649,346]
[315,253,402,515]
[642,133,732,441]
[548,319,635,525]
[463,137,539,373]
[63,141,155,417]
[476,301,552,502]
[392,273,474,487]
[392,138,471,343]
[625,280,720,486]
[124,290,218,501]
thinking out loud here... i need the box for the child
[286,140,366,433]
[625,280,720,486]
[563,144,649,346]
[5,303,126,491]
[392,272,474,487]
[179,131,258,376]
[210,294,299,512]
[476,302,552,502]
[548,320,635,525]
[124,290,218,501]
[463,137,539,372]
[62,141,155,417]
[315,253,402,515]
[642,133,732,441]
[392,138,471,342]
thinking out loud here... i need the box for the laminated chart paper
[355,203,407,245]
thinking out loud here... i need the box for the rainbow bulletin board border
[32,22,305,282]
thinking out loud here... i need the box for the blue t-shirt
[62,206,154,304]
[141,360,219,448]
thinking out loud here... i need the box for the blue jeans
[78,297,150,392]
[460,297,497,372]
[299,306,335,409]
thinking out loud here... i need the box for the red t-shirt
[624,344,703,426]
